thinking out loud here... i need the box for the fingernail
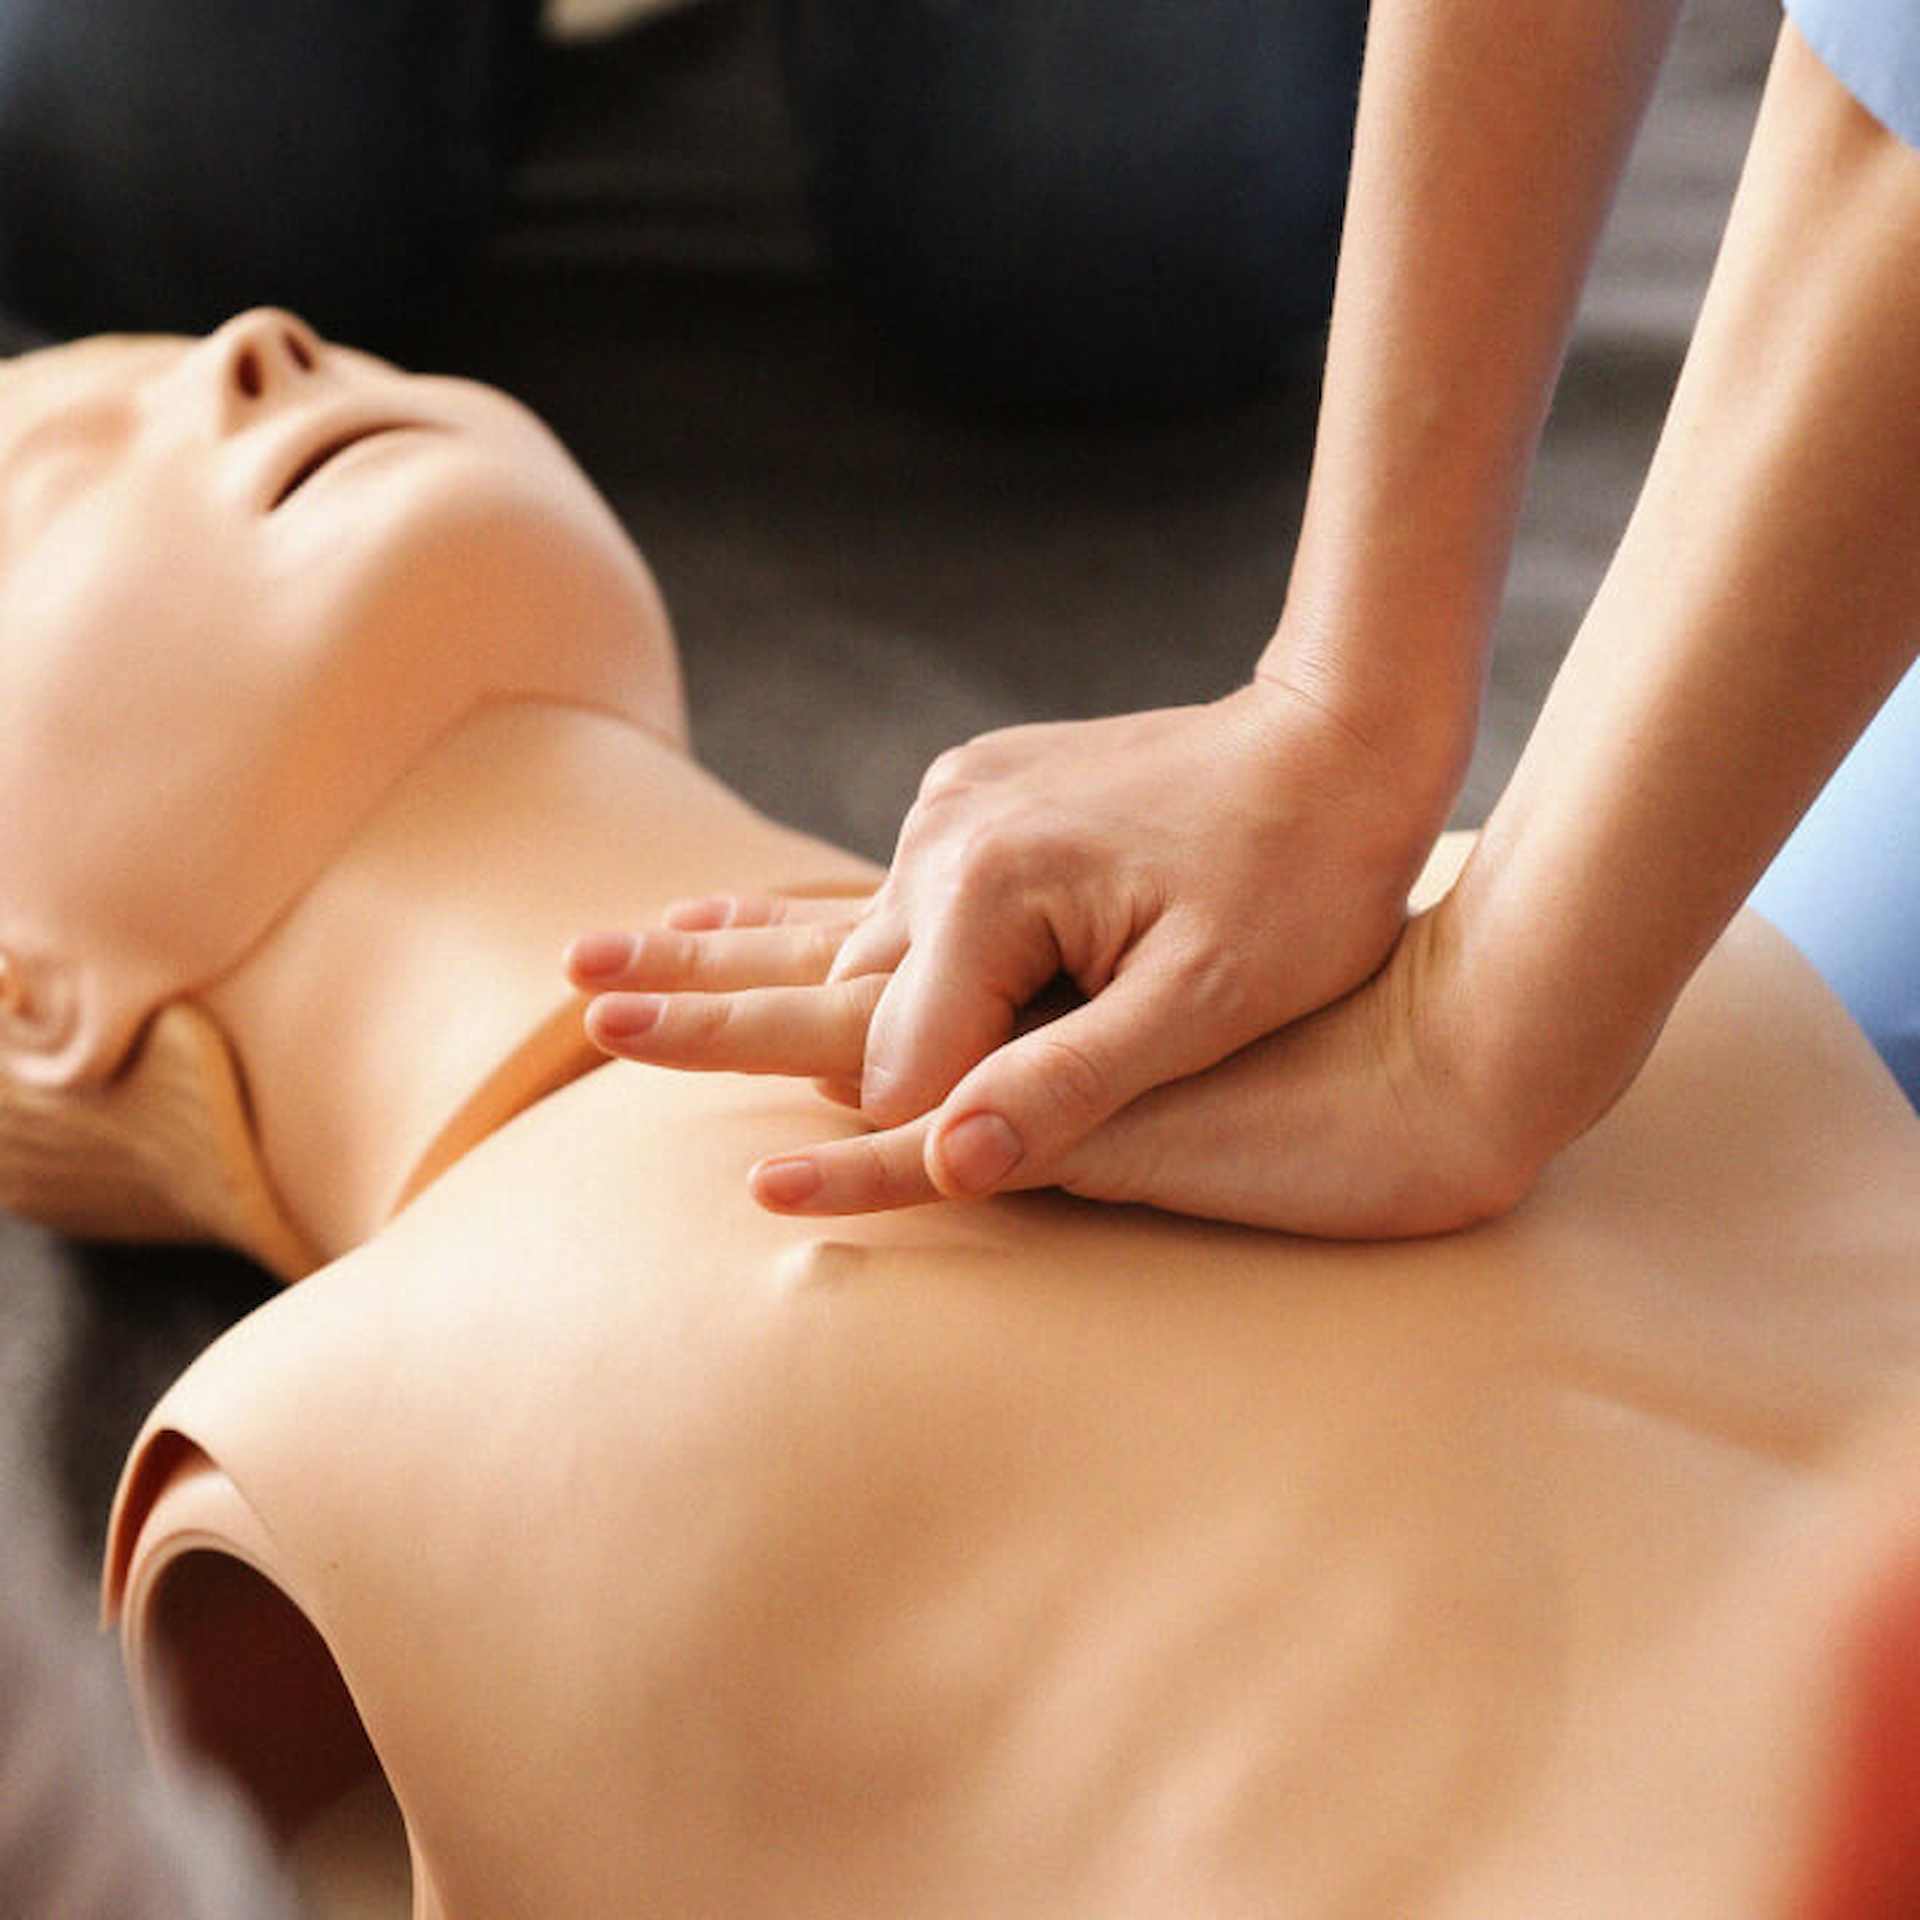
[938,1112,1024,1195]
[592,994,662,1043]
[664,896,732,931]
[754,1156,823,1208]
[568,932,635,981]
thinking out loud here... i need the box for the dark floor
[1,0,1773,1586]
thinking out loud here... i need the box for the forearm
[1262,0,1680,773]
[1451,22,1920,1155]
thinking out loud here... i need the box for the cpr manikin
[4,312,1920,1920]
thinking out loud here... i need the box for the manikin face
[0,310,684,1085]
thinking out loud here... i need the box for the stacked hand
[568,677,1532,1236]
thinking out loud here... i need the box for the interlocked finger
[567,921,852,995]
[660,891,868,933]
[584,975,883,1079]
[825,897,911,986]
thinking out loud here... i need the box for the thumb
[922,959,1260,1198]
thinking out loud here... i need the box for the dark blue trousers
[782,0,1367,411]
[0,0,542,348]
[0,0,1365,410]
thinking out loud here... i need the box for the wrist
[1218,679,1451,910]
[1243,663,1475,892]
[1255,598,1485,828]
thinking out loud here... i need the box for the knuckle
[918,745,976,803]
[688,995,734,1043]
[909,737,1020,831]
[677,937,722,987]
[948,819,1029,902]
[1022,1032,1112,1131]
[1167,947,1262,1035]
[851,1133,912,1207]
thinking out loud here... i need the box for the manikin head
[0,310,686,1088]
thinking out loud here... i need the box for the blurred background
[0,0,1774,1588]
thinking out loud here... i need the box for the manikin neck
[199,700,871,1262]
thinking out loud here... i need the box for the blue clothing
[1787,0,1920,150]
[1747,8,1920,1107]
[1748,659,1920,1110]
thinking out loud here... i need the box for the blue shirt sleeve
[1747,658,1920,1112]
[1785,0,1920,150]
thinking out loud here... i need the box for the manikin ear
[0,940,107,1089]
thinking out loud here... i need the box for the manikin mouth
[270,424,423,510]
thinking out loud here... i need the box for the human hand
[595,678,1457,1204]
[563,877,1539,1238]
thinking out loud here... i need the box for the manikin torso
[6,316,1920,1919]
[103,710,1920,1920]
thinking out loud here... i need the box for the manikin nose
[199,307,325,423]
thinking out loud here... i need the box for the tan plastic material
[103,880,1920,1920]
[7,321,1920,1917]
[0,313,686,1092]
[388,999,606,1216]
